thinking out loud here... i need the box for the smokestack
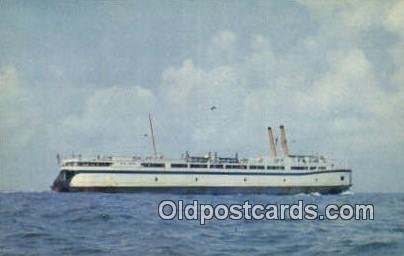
[279,125,289,156]
[267,127,277,157]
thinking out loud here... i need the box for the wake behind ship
[51,122,352,194]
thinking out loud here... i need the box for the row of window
[291,166,308,170]
[146,164,326,170]
[78,162,112,167]
[140,163,290,170]
[64,162,112,167]
[141,163,165,168]
[190,164,208,168]
[64,161,326,170]
[291,166,327,170]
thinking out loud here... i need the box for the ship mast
[149,113,157,158]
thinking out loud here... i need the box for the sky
[0,0,403,192]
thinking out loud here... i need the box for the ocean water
[0,192,403,255]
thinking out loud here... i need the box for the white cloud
[383,1,404,86]
[211,31,237,51]
[384,0,404,35]
[56,85,156,154]
[159,58,248,152]
[51,25,403,164]
[0,66,43,190]
[0,66,38,156]
[205,31,238,66]
[299,49,375,114]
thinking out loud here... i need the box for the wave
[340,190,354,196]
[309,192,322,197]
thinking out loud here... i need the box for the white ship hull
[52,168,352,194]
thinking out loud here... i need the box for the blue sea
[0,192,403,255]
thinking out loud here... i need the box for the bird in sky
[210,106,217,111]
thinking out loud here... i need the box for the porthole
[340,176,344,181]
[244,178,247,182]
[155,177,158,182]
[315,178,318,182]
[283,178,286,182]
[195,177,198,182]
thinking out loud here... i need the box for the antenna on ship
[148,113,158,158]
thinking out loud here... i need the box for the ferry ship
[51,118,352,194]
